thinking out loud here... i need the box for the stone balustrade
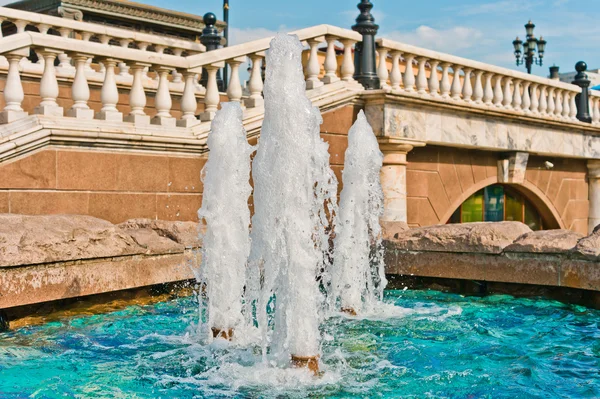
[376,38,582,123]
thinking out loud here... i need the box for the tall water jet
[196,102,254,340]
[246,33,338,374]
[331,111,386,315]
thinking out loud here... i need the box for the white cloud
[384,25,484,54]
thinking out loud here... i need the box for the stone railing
[589,91,600,126]
[376,37,583,123]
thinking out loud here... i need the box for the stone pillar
[378,138,416,222]
[588,160,600,233]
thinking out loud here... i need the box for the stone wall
[406,145,589,234]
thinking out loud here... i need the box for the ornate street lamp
[512,20,546,74]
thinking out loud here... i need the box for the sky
[3,0,598,77]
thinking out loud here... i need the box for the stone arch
[439,176,564,229]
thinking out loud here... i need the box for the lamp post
[352,0,380,89]
[512,20,546,74]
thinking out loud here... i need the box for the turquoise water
[1,290,599,398]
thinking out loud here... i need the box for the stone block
[95,110,123,122]
[57,151,118,191]
[244,97,264,108]
[572,228,600,261]
[177,117,200,127]
[156,193,202,221]
[0,110,27,124]
[504,229,583,254]
[151,115,177,127]
[66,108,94,119]
[0,150,57,189]
[34,105,64,117]
[124,113,151,126]
[10,191,90,215]
[89,193,157,224]
[199,110,217,122]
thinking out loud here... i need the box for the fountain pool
[1,289,599,398]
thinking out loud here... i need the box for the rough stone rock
[0,214,143,267]
[123,228,184,255]
[380,220,409,240]
[118,219,202,249]
[504,229,583,254]
[393,222,532,254]
[572,227,600,261]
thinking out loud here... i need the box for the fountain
[195,102,254,341]
[246,33,338,374]
[330,111,386,315]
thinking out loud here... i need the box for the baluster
[561,91,570,119]
[502,78,513,108]
[34,49,63,117]
[305,38,324,89]
[80,32,94,71]
[0,19,6,68]
[389,51,402,91]
[171,49,184,83]
[569,91,577,121]
[493,76,503,106]
[0,51,28,124]
[522,82,531,112]
[178,70,199,127]
[555,90,563,118]
[428,60,440,96]
[547,88,556,116]
[530,84,539,114]
[200,63,222,121]
[245,54,264,108]
[226,57,245,103]
[151,66,176,126]
[118,39,132,77]
[403,54,416,92]
[593,97,600,125]
[137,42,150,78]
[450,65,463,100]
[473,70,484,103]
[377,47,390,89]
[66,53,94,119]
[97,35,110,74]
[415,57,428,94]
[440,62,451,98]
[57,28,73,69]
[95,58,122,121]
[340,39,356,82]
[34,24,50,67]
[482,73,493,104]
[511,79,522,111]
[538,86,547,115]
[321,35,340,84]
[124,62,150,125]
[462,68,473,102]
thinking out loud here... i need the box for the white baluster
[547,88,556,116]
[245,54,264,108]
[178,70,199,127]
[569,91,577,121]
[305,38,324,89]
[137,42,150,78]
[200,63,222,121]
[66,54,94,119]
[57,28,73,69]
[450,65,462,100]
[34,24,50,67]
[377,47,390,89]
[124,62,150,125]
[340,39,356,82]
[593,97,600,125]
[171,49,184,83]
[151,66,176,126]
[95,58,122,121]
[493,76,503,106]
[472,70,484,103]
[226,57,245,103]
[522,82,531,112]
[530,84,539,114]
[389,51,402,91]
[461,68,473,102]
[554,90,563,117]
[0,51,28,124]
[561,91,570,119]
[403,54,416,92]
[538,86,547,115]
[415,57,428,94]
[80,32,94,71]
[322,35,339,84]
[482,73,494,104]
[512,79,522,111]
[97,35,110,74]
[440,62,451,98]
[34,50,63,117]
[118,39,131,76]
[502,78,513,108]
[428,60,440,96]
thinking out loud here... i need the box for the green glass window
[448,185,543,230]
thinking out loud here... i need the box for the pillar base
[66,108,94,120]
[34,105,63,117]
[0,110,27,124]
[177,117,200,127]
[291,354,319,375]
[151,115,177,127]
[306,80,324,89]
[211,327,233,340]
[124,114,150,126]
[199,110,217,122]
[341,307,357,316]
[244,97,264,108]
[95,110,123,122]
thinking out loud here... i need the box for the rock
[572,228,600,261]
[123,228,184,255]
[118,219,202,249]
[0,214,144,267]
[380,220,409,240]
[504,229,583,254]
[393,222,532,254]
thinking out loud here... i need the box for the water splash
[196,102,254,340]
[330,111,386,315]
[246,33,338,364]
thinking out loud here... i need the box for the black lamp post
[512,20,546,74]
[200,12,224,92]
[352,0,380,89]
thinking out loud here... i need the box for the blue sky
[140,0,599,77]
